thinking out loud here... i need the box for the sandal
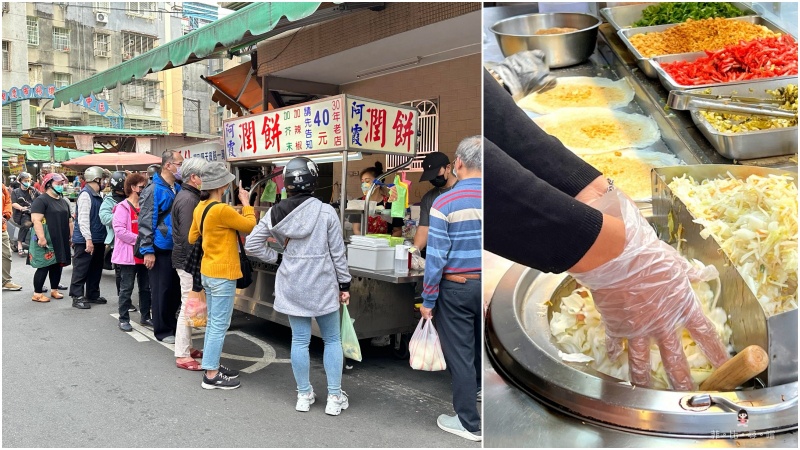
[17,250,25,257]
[190,349,204,359]
[31,293,51,303]
[176,359,202,371]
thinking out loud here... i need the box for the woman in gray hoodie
[245,157,351,416]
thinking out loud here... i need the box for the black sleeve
[483,69,602,198]
[30,195,47,215]
[484,138,604,274]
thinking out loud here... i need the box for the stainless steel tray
[601,2,757,32]
[652,165,798,386]
[618,16,793,78]
[651,51,798,92]
[686,78,798,159]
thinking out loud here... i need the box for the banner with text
[346,96,418,156]
[171,141,225,162]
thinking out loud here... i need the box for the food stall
[482,3,797,447]
[224,94,424,352]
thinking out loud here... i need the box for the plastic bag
[185,291,207,328]
[410,246,425,270]
[391,175,407,218]
[409,318,446,371]
[341,305,362,362]
[260,179,277,203]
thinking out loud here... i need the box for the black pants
[17,225,30,249]
[33,264,63,294]
[118,264,151,323]
[114,263,121,295]
[149,250,180,341]
[435,278,482,432]
[69,242,106,300]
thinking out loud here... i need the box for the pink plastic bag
[409,318,446,371]
[185,291,207,328]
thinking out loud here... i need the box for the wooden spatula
[700,345,769,391]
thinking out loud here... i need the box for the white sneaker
[325,391,349,416]
[295,390,315,412]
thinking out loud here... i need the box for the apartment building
[2,2,220,137]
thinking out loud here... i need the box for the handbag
[28,223,58,269]
[236,230,253,289]
[185,201,219,292]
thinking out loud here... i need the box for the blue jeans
[200,275,237,371]
[288,310,343,397]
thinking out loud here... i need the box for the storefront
[482,3,797,447]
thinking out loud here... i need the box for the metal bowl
[490,13,601,68]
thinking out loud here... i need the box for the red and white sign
[224,95,417,162]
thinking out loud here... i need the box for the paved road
[2,257,480,447]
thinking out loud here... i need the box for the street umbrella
[62,152,162,171]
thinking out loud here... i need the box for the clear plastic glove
[568,189,730,391]
[489,50,556,100]
[409,246,425,271]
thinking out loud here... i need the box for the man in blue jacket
[69,166,110,310]
[138,150,183,342]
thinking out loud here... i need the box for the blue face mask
[224,186,231,197]
[52,185,64,194]
[22,182,31,189]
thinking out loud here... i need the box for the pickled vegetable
[700,84,798,132]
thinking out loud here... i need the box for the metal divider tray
[686,78,798,160]
[652,164,798,386]
[651,51,797,92]
[617,16,792,79]
[601,2,757,32]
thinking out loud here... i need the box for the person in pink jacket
[111,173,151,332]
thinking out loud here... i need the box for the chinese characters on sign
[174,142,225,162]
[225,96,346,161]
[348,97,417,155]
[1,85,110,116]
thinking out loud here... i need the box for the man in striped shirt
[421,136,482,442]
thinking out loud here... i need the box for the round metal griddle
[486,264,798,439]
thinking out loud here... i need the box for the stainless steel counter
[349,267,424,284]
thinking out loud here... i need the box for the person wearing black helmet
[246,157,352,415]
[413,152,458,255]
[146,165,161,184]
[99,171,133,306]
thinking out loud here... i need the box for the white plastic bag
[408,318,446,371]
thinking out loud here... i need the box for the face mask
[52,185,64,194]
[451,166,458,179]
[430,175,447,188]
[224,186,231,197]
[361,182,371,195]
[22,182,31,189]
[171,165,182,181]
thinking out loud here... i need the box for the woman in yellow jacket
[188,162,256,390]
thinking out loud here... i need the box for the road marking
[110,314,151,342]
[109,314,289,372]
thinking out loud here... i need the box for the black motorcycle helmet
[147,164,161,181]
[283,157,319,193]
[109,171,127,193]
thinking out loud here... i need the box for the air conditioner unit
[96,12,108,23]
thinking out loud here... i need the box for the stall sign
[2,85,109,116]
[224,96,346,162]
[8,155,26,174]
[347,96,418,156]
[172,141,225,162]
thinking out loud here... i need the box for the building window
[28,64,43,85]
[27,17,39,46]
[53,72,71,89]
[53,27,70,52]
[2,41,9,71]
[94,2,110,13]
[93,33,110,57]
[387,99,439,171]
[2,103,22,133]
[45,116,79,127]
[126,118,164,131]
[127,2,155,18]
[121,79,162,103]
[121,32,156,60]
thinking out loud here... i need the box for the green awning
[3,138,91,162]
[53,2,321,107]
[49,126,168,136]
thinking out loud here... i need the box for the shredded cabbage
[549,276,732,390]
[668,173,798,316]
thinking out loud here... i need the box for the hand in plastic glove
[489,49,556,100]
[568,189,730,391]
